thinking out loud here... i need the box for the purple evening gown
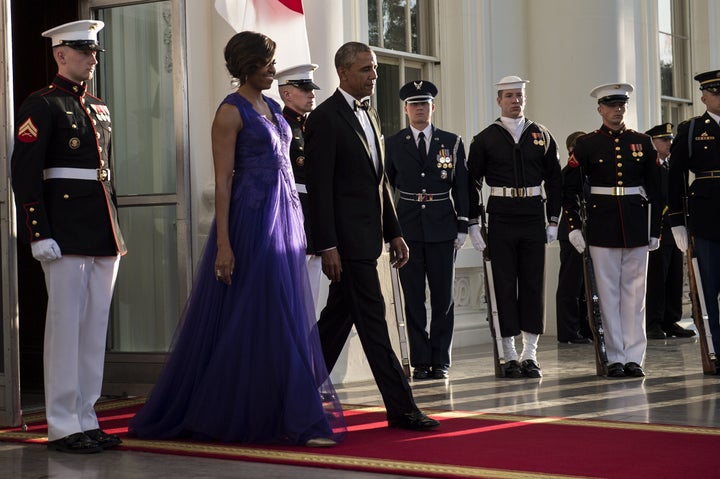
[129,93,345,445]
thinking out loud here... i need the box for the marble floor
[3,322,718,479]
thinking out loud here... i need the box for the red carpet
[1,397,718,478]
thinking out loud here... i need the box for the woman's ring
[216,269,222,276]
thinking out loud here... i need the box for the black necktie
[354,99,369,111]
[418,132,428,162]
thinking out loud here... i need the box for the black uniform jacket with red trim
[283,106,315,254]
[11,75,126,256]
[667,112,720,241]
[562,124,661,248]
[385,125,468,243]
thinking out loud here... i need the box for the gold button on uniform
[63,194,69,199]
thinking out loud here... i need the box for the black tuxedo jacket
[304,89,402,260]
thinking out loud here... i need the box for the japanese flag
[214,0,311,71]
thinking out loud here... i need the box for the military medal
[440,170,448,179]
[531,132,545,146]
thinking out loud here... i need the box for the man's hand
[671,226,688,252]
[468,224,486,251]
[568,229,586,254]
[389,237,409,269]
[546,225,558,244]
[454,232,467,251]
[31,239,62,262]
[321,248,343,282]
[648,237,660,251]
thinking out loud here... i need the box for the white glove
[454,232,467,251]
[31,239,62,262]
[546,225,558,244]
[469,224,486,252]
[568,229,586,254]
[671,226,688,252]
[648,237,660,251]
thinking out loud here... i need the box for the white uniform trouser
[306,255,323,315]
[41,255,120,441]
[589,246,648,365]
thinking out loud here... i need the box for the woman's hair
[224,31,276,84]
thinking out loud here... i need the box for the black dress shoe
[85,428,122,449]
[432,365,449,379]
[646,324,667,340]
[388,410,440,430]
[412,366,432,380]
[559,331,592,344]
[606,362,626,378]
[623,362,645,377]
[663,323,696,338]
[503,360,522,378]
[47,432,102,454]
[521,359,542,378]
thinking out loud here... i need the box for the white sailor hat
[590,83,634,104]
[399,80,438,103]
[42,20,105,51]
[495,75,529,90]
[275,63,320,90]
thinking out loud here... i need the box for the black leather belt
[399,191,450,202]
[695,170,720,179]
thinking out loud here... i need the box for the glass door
[85,0,190,394]
[0,0,21,427]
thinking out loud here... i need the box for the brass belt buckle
[96,168,109,181]
[612,186,624,196]
[514,188,525,198]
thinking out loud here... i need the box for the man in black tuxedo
[304,41,439,430]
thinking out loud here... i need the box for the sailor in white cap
[276,64,324,311]
[562,82,661,378]
[385,80,469,380]
[467,75,562,379]
[11,20,125,453]
[667,69,720,374]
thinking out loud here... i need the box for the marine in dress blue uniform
[563,83,661,378]
[385,80,469,380]
[276,63,323,311]
[667,69,720,373]
[11,20,126,453]
[644,123,694,340]
[556,132,592,344]
[468,76,562,379]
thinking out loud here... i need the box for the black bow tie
[354,99,370,111]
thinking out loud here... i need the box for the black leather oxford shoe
[624,362,645,377]
[388,410,440,430]
[503,360,522,378]
[663,323,696,338]
[85,428,122,449]
[47,432,102,454]
[521,359,542,378]
[607,362,626,378]
[413,366,432,380]
[432,365,449,379]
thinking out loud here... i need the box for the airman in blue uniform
[385,80,468,380]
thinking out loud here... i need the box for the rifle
[478,202,504,377]
[389,266,412,378]
[578,175,608,376]
[682,176,717,375]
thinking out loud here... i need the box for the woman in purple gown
[129,31,345,446]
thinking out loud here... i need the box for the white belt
[296,183,307,194]
[590,186,644,196]
[489,185,542,198]
[43,167,111,182]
